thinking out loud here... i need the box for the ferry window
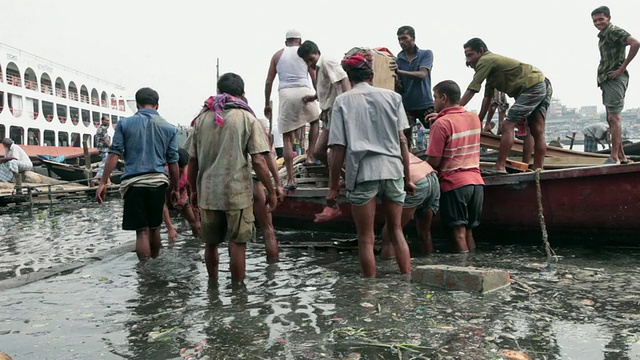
[83,134,92,148]
[91,89,99,106]
[81,109,91,127]
[41,73,53,95]
[101,91,108,108]
[111,115,118,128]
[6,62,21,87]
[26,97,39,120]
[9,126,24,145]
[57,104,67,124]
[71,133,81,147]
[70,107,79,125]
[7,93,23,118]
[110,94,117,110]
[0,125,4,139]
[42,101,54,122]
[80,86,89,103]
[92,111,100,128]
[68,82,78,101]
[24,68,38,91]
[43,130,55,146]
[0,91,4,114]
[27,128,40,145]
[58,132,69,147]
[118,98,125,112]
[55,77,66,98]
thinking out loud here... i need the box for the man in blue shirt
[395,25,434,148]
[96,87,180,261]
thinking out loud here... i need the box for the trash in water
[148,327,175,342]
[499,349,532,360]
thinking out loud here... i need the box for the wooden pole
[83,141,92,186]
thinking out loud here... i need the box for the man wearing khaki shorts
[188,73,277,283]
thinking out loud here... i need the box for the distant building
[579,106,598,117]
[548,98,563,118]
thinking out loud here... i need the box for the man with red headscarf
[326,55,415,278]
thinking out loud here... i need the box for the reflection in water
[0,199,134,281]
[0,210,640,359]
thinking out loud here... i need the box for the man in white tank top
[264,30,320,190]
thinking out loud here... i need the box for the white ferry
[0,42,132,153]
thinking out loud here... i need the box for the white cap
[285,29,302,39]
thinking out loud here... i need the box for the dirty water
[0,201,132,281]
[0,200,639,359]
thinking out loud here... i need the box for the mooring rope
[534,168,555,262]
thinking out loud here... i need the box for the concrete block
[412,265,510,293]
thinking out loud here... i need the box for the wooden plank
[480,132,609,158]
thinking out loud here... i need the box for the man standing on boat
[395,25,434,149]
[297,40,351,166]
[457,38,552,174]
[0,138,33,189]
[96,87,180,261]
[426,80,484,253]
[264,30,320,190]
[327,55,414,277]
[189,73,277,283]
[582,122,610,153]
[591,6,640,164]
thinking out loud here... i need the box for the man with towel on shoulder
[264,30,320,190]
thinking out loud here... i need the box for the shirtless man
[380,153,440,257]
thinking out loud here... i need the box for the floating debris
[147,327,175,342]
[499,350,532,360]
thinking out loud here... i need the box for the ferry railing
[8,75,21,86]
[0,41,126,91]
[25,79,37,90]
[41,85,53,95]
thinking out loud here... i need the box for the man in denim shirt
[395,25,434,148]
[96,87,179,261]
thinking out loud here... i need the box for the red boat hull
[271,163,640,243]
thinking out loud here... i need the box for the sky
[2,0,639,126]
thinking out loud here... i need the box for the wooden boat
[38,157,122,185]
[271,162,640,244]
[597,140,640,156]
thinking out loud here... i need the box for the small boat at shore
[38,156,122,185]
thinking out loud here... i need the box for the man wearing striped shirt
[426,80,484,253]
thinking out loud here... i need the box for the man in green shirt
[591,6,640,164]
[456,38,552,174]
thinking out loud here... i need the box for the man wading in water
[326,55,414,277]
[96,87,180,261]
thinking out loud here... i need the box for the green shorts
[200,206,256,247]
[346,178,406,206]
[601,73,628,114]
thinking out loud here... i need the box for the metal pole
[216,58,220,82]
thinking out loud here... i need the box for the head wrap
[191,93,255,127]
[341,55,372,71]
